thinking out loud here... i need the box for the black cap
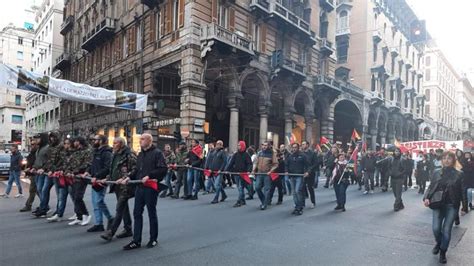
[33,133,42,138]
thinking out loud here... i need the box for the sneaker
[0,193,9,198]
[100,230,114,242]
[123,241,141,250]
[68,219,81,226]
[291,209,299,215]
[87,224,105,232]
[363,191,369,195]
[432,243,440,255]
[116,230,133,239]
[260,205,266,210]
[68,214,77,221]
[295,210,303,216]
[80,215,91,226]
[233,202,242,208]
[220,194,227,202]
[47,214,61,222]
[311,203,316,209]
[19,206,31,212]
[211,199,218,204]
[146,240,158,249]
[369,190,374,194]
[245,196,253,200]
[14,194,24,198]
[334,205,342,210]
[34,211,47,218]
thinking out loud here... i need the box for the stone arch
[239,68,271,104]
[333,99,363,148]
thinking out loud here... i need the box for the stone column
[258,106,269,146]
[305,114,314,145]
[284,109,294,146]
[228,95,241,153]
[179,83,207,142]
[379,131,386,146]
[370,129,378,151]
[320,118,334,143]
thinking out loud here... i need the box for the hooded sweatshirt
[226,141,252,173]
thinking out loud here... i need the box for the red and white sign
[400,140,464,154]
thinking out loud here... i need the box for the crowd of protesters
[1,132,473,263]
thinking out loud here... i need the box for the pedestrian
[36,132,62,218]
[46,138,74,222]
[430,149,443,179]
[123,133,167,250]
[253,141,278,210]
[19,140,39,212]
[361,151,377,194]
[377,148,390,192]
[207,140,227,204]
[101,137,137,242]
[226,141,252,207]
[68,136,92,226]
[460,152,474,212]
[31,133,49,217]
[423,151,464,264]
[314,148,323,189]
[323,147,338,188]
[171,141,188,199]
[389,148,406,211]
[160,144,176,198]
[403,151,415,191]
[267,148,285,206]
[415,153,430,194]
[1,144,23,198]
[246,146,257,200]
[185,139,203,200]
[87,135,113,232]
[203,142,216,195]
[301,141,317,208]
[331,153,350,211]
[285,143,309,215]
[279,144,291,195]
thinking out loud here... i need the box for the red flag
[239,173,251,184]
[315,144,322,153]
[144,179,159,191]
[169,164,177,170]
[320,136,329,145]
[351,129,361,141]
[203,169,211,177]
[270,172,279,181]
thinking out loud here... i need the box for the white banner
[400,140,464,153]
[0,63,147,112]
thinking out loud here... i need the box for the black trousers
[110,189,132,234]
[404,172,413,188]
[133,186,158,244]
[268,177,284,204]
[174,169,187,197]
[303,175,316,205]
[72,180,89,218]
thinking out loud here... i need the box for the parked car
[0,153,10,178]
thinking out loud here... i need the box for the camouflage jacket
[59,148,75,173]
[175,148,188,166]
[44,144,63,172]
[109,146,137,181]
[68,147,92,175]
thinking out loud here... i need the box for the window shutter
[150,12,156,42]
[160,6,165,35]
[211,0,218,23]
[179,0,185,28]
[229,7,235,31]
[166,0,172,33]
[260,24,267,53]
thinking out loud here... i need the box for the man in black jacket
[361,151,377,194]
[206,140,228,204]
[285,143,309,215]
[123,133,167,250]
[87,135,113,232]
[302,141,317,208]
[226,140,252,207]
[389,148,406,211]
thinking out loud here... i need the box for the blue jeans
[284,175,291,194]
[213,174,226,201]
[57,186,69,217]
[314,171,320,188]
[187,169,200,197]
[164,171,174,194]
[92,188,112,225]
[5,170,22,195]
[334,181,349,207]
[40,176,58,212]
[466,188,473,205]
[289,176,304,210]
[432,204,457,251]
[255,174,271,207]
[205,176,215,193]
[235,175,246,202]
[35,174,47,202]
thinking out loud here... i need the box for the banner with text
[400,140,464,153]
[0,63,147,112]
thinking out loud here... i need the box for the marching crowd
[1,132,474,263]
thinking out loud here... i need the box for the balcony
[390,47,399,56]
[386,100,401,112]
[60,15,74,35]
[271,50,306,79]
[320,38,335,56]
[201,23,254,56]
[372,30,382,43]
[54,53,71,71]
[141,0,164,9]
[250,0,314,42]
[320,0,335,12]
[336,27,350,36]
[81,17,116,52]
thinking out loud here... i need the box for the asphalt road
[1,179,473,266]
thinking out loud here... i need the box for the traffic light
[173,131,182,143]
[410,20,427,44]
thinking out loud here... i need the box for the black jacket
[415,160,430,182]
[285,151,308,175]
[205,148,227,171]
[461,159,474,188]
[90,145,112,179]
[9,151,23,171]
[303,149,318,176]
[424,167,464,209]
[389,156,406,179]
[226,151,252,173]
[130,145,167,181]
[360,155,377,172]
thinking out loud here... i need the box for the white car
[0,154,10,177]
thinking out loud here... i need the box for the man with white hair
[123,133,167,250]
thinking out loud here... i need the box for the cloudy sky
[1,0,473,78]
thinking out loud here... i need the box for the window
[337,10,349,31]
[15,95,21,106]
[373,43,378,62]
[12,115,23,124]
[173,0,180,31]
[320,12,328,38]
[217,2,228,28]
[391,56,395,74]
[253,24,260,52]
[155,11,160,41]
[18,37,23,45]
[136,23,142,51]
[336,37,349,63]
[49,20,52,31]
[425,56,431,66]
[46,26,48,35]
[17,51,24,60]
[32,40,35,47]
[122,33,128,58]
[425,69,430,81]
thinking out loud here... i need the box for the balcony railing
[60,15,74,35]
[81,17,116,52]
[250,0,313,41]
[271,50,306,78]
[54,53,71,71]
[201,23,254,55]
[336,27,350,36]
[320,38,335,56]
[320,0,335,12]
[315,75,341,91]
